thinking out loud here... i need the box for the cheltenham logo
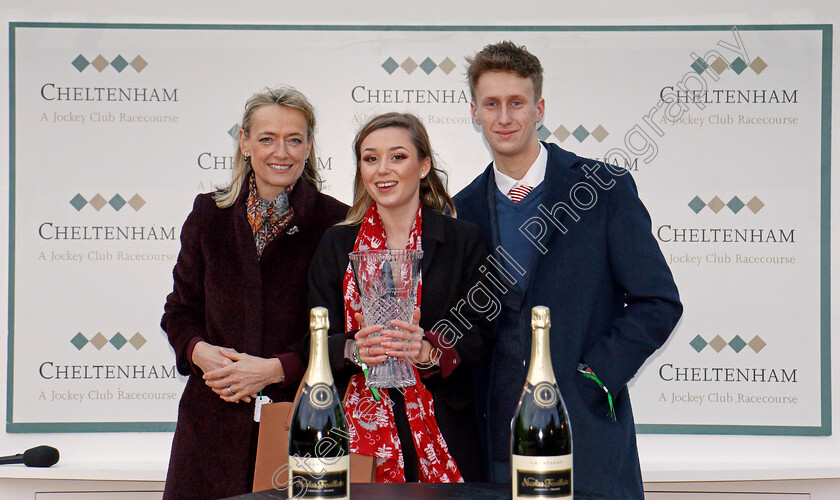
[692,55,767,75]
[381,56,457,75]
[539,123,609,144]
[690,334,766,354]
[70,193,146,212]
[72,54,148,73]
[688,195,764,214]
[70,331,148,351]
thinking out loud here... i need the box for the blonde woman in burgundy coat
[161,86,347,499]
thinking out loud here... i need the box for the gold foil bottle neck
[310,306,329,332]
[531,305,550,330]
[305,307,333,386]
[526,305,556,386]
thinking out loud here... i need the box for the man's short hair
[466,40,544,102]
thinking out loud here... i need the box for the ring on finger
[365,346,371,357]
[226,385,234,396]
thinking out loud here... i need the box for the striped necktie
[507,184,533,203]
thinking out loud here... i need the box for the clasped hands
[354,307,437,368]
[192,341,283,404]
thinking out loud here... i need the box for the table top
[226,482,509,500]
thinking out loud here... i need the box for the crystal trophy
[349,249,423,388]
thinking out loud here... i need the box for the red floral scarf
[342,202,463,483]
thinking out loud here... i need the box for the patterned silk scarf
[245,174,295,256]
[342,202,463,483]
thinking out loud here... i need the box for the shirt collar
[492,142,548,195]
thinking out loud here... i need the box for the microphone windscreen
[22,446,59,467]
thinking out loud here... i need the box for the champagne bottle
[510,306,573,499]
[288,307,350,499]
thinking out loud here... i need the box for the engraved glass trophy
[349,249,423,388]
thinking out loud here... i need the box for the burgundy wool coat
[161,179,347,500]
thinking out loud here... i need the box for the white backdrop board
[7,23,830,435]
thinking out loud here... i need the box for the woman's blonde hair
[343,112,455,224]
[214,86,320,208]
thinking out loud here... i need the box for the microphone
[0,446,60,467]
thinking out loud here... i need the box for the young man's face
[470,71,545,169]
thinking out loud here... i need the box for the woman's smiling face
[239,104,311,200]
[358,126,431,214]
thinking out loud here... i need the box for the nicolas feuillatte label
[511,454,573,499]
[289,455,349,499]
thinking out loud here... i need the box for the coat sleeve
[307,227,360,379]
[424,223,497,378]
[161,195,207,376]
[583,170,683,396]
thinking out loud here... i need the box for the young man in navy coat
[453,41,683,499]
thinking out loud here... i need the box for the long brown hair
[214,86,321,208]
[343,112,455,224]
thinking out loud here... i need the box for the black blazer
[308,207,496,481]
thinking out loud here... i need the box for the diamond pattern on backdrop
[419,57,437,74]
[689,335,768,354]
[70,332,149,351]
[69,194,146,211]
[687,195,764,214]
[693,55,768,76]
[400,57,418,74]
[110,55,128,72]
[437,57,456,74]
[706,196,726,214]
[72,54,148,73]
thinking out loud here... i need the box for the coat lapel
[420,207,445,281]
[456,165,495,255]
[532,143,582,262]
[524,143,583,274]
[482,170,502,252]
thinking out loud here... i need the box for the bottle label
[530,382,559,409]
[307,383,335,410]
[289,455,349,499]
[511,454,573,499]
